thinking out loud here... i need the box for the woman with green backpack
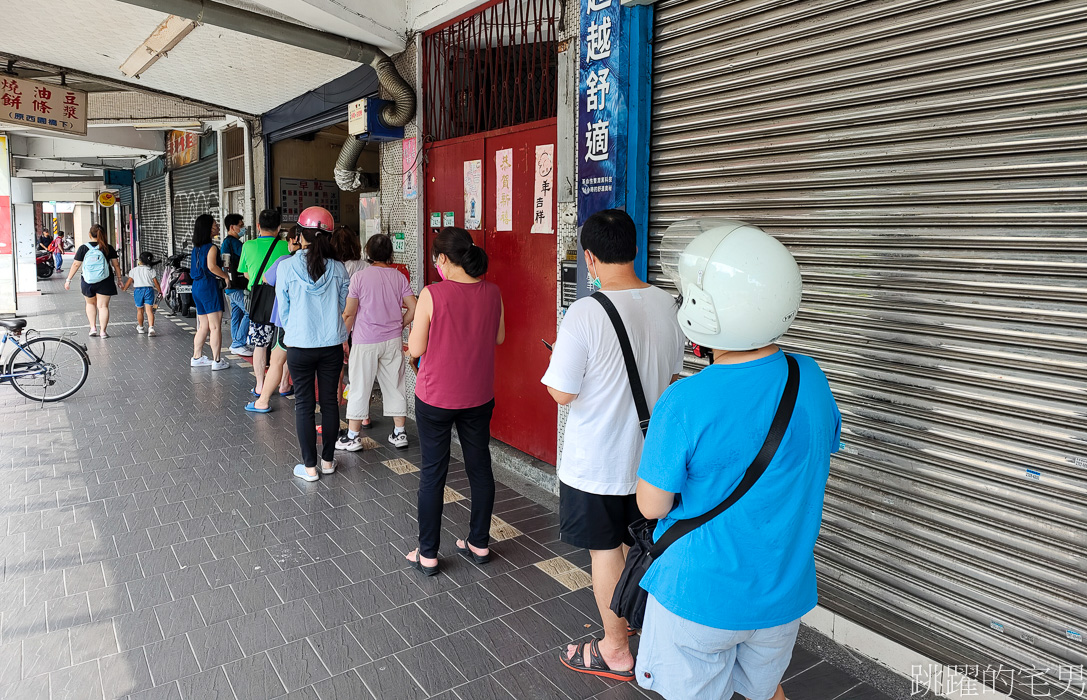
[65,224,126,338]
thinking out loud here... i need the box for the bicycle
[0,319,91,402]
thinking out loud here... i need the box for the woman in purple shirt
[336,234,417,452]
[405,227,505,576]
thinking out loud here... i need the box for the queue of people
[58,203,839,700]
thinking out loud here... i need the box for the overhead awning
[262,64,381,143]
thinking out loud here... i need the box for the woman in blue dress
[189,214,231,370]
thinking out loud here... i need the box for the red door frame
[423,118,558,464]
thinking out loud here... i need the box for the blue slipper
[249,389,260,397]
[279,388,295,397]
[245,402,271,414]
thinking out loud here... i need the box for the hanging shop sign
[495,148,513,232]
[463,160,482,230]
[577,0,626,225]
[402,137,418,200]
[167,131,199,170]
[532,144,555,234]
[0,77,87,136]
[280,178,340,223]
[98,192,117,207]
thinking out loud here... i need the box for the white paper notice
[464,159,482,230]
[532,144,555,234]
[495,148,513,232]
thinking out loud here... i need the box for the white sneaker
[136,325,145,334]
[100,330,109,338]
[388,432,409,450]
[211,358,230,371]
[88,328,98,337]
[148,327,157,337]
[234,345,254,357]
[191,356,213,367]
[335,435,364,452]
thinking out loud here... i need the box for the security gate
[170,157,219,255]
[648,0,1087,696]
[136,173,168,262]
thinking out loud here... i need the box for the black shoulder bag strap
[648,353,800,559]
[253,234,280,286]
[592,292,651,437]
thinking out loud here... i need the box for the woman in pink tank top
[405,228,505,576]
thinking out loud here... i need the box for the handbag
[246,235,280,325]
[599,290,800,627]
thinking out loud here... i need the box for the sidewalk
[0,277,898,700]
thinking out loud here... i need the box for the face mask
[435,259,447,281]
[238,226,247,237]
[588,255,602,291]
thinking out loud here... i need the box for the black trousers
[287,345,344,468]
[415,396,496,559]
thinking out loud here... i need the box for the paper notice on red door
[402,137,418,200]
[532,144,554,234]
[495,149,513,232]
[464,159,482,230]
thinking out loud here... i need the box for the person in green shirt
[239,209,291,395]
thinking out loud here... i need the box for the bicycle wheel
[7,336,90,402]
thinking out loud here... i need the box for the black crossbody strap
[649,353,800,559]
[592,292,651,437]
[253,234,280,286]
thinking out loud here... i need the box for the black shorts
[81,276,117,298]
[272,326,287,352]
[559,482,639,551]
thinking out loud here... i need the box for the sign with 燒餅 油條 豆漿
[1,76,87,136]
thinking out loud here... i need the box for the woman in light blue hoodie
[275,211,350,482]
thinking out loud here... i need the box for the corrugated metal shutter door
[170,157,219,255]
[649,1,1087,696]
[136,174,168,262]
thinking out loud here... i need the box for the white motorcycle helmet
[662,219,802,352]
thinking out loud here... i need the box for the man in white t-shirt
[541,209,685,682]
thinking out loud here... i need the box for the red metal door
[421,121,558,465]
[423,138,485,286]
[484,121,558,464]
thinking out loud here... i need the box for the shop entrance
[424,119,558,465]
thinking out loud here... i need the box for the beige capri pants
[345,337,407,420]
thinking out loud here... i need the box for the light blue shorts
[133,287,156,307]
[635,594,801,700]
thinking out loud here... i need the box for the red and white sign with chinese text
[279,178,340,223]
[167,131,198,170]
[0,76,87,136]
[495,149,513,232]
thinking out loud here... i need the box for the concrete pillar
[73,205,94,247]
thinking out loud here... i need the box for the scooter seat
[0,318,28,331]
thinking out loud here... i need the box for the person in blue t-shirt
[634,221,841,700]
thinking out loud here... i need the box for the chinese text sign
[495,149,513,232]
[402,137,418,200]
[0,77,87,136]
[464,160,482,230]
[532,144,555,234]
[578,0,626,225]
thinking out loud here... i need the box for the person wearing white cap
[633,220,842,700]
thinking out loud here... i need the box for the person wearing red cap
[276,206,350,482]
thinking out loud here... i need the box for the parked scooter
[36,252,55,280]
[160,253,195,317]
[62,234,75,251]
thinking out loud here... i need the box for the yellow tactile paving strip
[383,458,418,474]
[488,515,522,542]
[535,556,593,591]
[443,487,466,503]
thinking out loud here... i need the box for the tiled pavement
[0,278,897,700]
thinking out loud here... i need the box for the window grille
[424,0,561,141]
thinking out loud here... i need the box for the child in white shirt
[122,252,162,335]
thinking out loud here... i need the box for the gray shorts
[635,594,801,700]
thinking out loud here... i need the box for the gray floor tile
[305,590,362,629]
[311,670,373,700]
[268,598,325,644]
[306,624,369,676]
[187,620,244,671]
[339,579,395,619]
[127,680,184,700]
[435,628,503,682]
[128,574,174,611]
[46,591,91,631]
[230,576,281,614]
[346,614,410,661]
[356,657,428,700]
[69,620,119,665]
[452,674,517,700]
[99,648,155,699]
[396,641,468,695]
[223,651,287,700]
[113,607,164,651]
[144,632,201,685]
[177,666,236,700]
[267,638,331,692]
[267,568,319,603]
[193,586,245,627]
[154,596,206,639]
[229,609,286,656]
[50,659,104,700]
[22,628,72,679]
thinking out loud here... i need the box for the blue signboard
[577,0,627,225]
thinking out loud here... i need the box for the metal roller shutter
[170,157,219,256]
[649,0,1087,696]
[136,174,168,262]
